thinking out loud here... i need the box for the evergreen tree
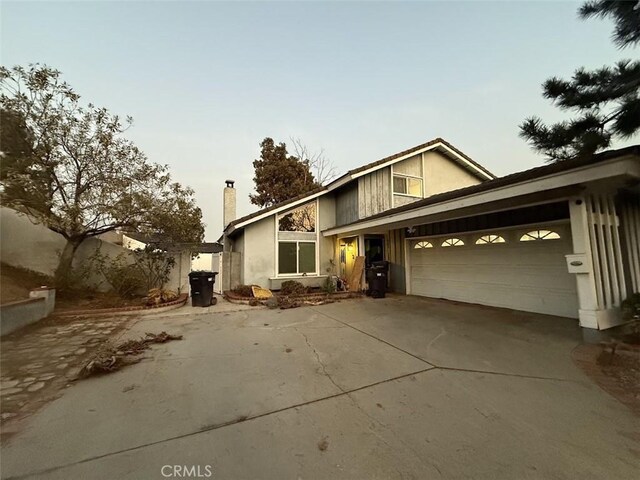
[250,137,318,207]
[520,0,640,161]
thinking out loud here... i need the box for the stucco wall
[423,151,482,197]
[1,207,68,277]
[122,235,147,251]
[318,195,337,277]
[242,215,276,289]
[191,253,214,271]
[236,196,337,290]
[0,207,189,293]
[393,154,422,177]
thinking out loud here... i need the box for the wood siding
[385,228,406,293]
[335,184,359,226]
[406,202,570,238]
[619,193,640,296]
[358,167,391,219]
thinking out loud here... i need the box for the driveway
[1,296,638,479]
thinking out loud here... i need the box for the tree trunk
[54,238,84,285]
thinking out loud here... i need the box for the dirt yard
[0,262,145,311]
[0,263,52,304]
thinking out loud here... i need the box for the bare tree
[290,137,337,185]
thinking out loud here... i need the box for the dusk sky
[2,1,636,240]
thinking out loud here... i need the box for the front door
[364,236,385,268]
[339,236,359,279]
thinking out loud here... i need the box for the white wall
[1,207,68,276]
[122,234,147,251]
[234,196,337,290]
[191,253,214,271]
[242,216,276,288]
[318,195,337,276]
[0,207,189,294]
[423,151,482,196]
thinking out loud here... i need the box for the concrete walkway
[154,294,257,317]
[1,296,638,479]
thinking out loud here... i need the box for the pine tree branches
[520,1,640,162]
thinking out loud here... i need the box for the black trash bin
[189,271,217,307]
[366,261,389,298]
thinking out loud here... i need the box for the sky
[2,0,637,240]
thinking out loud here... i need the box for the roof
[122,232,166,245]
[194,242,223,254]
[345,137,495,180]
[328,144,640,230]
[225,186,326,232]
[224,137,492,235]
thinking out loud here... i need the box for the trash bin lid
[189,270,216,278]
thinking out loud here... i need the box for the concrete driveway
[1,296,638,479]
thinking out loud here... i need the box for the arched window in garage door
[414,241,433,249]
[476,234,506,245]
[519,229,561,242]
[441,238,464,247]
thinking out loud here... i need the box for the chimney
[223,179,236,228]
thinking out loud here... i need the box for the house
[219,138,640,330]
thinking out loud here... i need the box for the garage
[407,223,579,318]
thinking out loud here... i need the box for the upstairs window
[277,202,317,276]
[441,238,464,247]
[520,230,561,242]
[278,203,316,232]
[476,235,506,245]
[393,175,422,197]
[414,241,433,249]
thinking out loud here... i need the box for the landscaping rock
[27,382,45,392]
[1,388,23,396]
[1,380,19,390]
[265,297,279,309]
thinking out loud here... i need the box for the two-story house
[219,138,640,331]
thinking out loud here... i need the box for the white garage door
[408,224,579,318]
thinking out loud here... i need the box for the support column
[568,196,600,329]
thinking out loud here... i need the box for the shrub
[622,293,640,320]
[133,246,176,291]
[104,260,145,299]
[321,276,336,294]
[280,280,306,296]
[231,284,254,297]
[55,249,105,294]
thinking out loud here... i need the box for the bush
[280,280,306,296]
[104,261,145,299]
[133,247,176,291]
[54,250,105,294]
[622,293,640,320]
[232,284,254,297]
[321,276,336,294]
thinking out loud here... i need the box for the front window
[278,241,316,274]
[393,174,422,197]
[277,202,317,275]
